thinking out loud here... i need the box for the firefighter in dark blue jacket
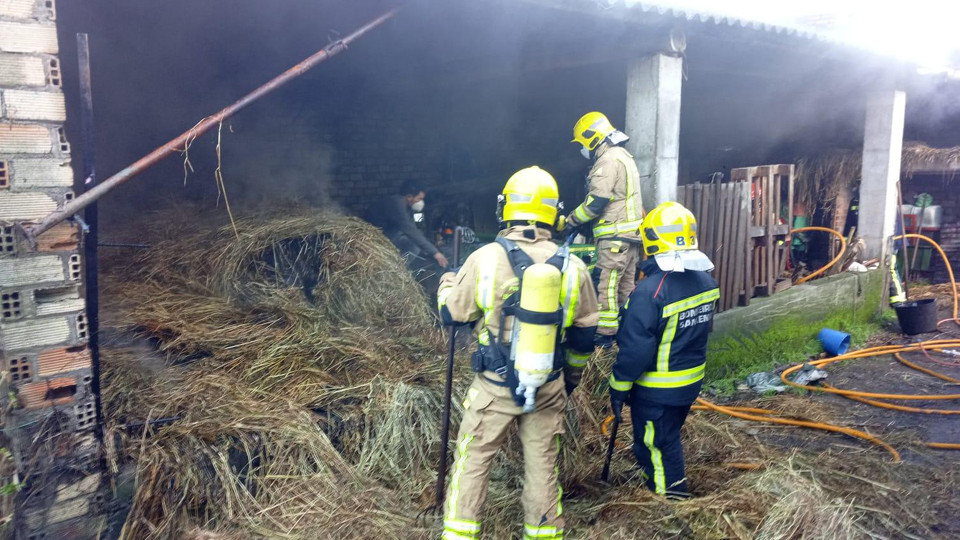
[608,201,720,497]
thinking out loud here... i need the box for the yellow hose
[894,352,960,383]
[600,233,960,461]
[695,397,902,462]
[792,226,848,284]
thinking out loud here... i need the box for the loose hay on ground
[98,207,960,539]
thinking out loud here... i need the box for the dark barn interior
[53,0,960,234]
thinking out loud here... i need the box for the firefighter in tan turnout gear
[565,112,645,348]
[437,166,599,540]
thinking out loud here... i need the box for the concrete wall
[712,268,886,340]
[0,1,110,537]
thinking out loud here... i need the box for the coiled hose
[604,233,960,463]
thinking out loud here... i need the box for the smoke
[218,111,336,209]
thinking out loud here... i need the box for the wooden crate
[679,164,795,311]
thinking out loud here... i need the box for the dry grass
[794,141,960,216]
[902,142,960,180]
[98,207,960,539]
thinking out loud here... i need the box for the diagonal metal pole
[22,6,400,243]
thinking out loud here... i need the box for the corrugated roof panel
[618,1,825,41]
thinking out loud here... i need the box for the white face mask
[410,199,425,212]
[580,147,591,160]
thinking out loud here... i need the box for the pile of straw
[794,141,960,216]
[99,208,959,538]
[902,142,960,179]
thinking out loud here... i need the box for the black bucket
[893,298,938,335]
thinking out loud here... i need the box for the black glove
[563,366,582,396]
[610,388,629,422]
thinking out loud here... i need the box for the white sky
[624,0,960,70]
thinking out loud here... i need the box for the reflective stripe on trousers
[643,421,666,494]
[630,400,691,497]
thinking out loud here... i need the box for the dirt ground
[813,289,960,463]
[707,286,960,536]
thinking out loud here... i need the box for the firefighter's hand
[434,252,449,268]
[555,214,567,232]
[564,367,582,396]
[609,388,628,422]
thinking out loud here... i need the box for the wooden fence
[678,165,794,312]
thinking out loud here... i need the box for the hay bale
[106,209,444,407]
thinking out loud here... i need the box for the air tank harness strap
[470,238,568,403]
[505,305,564,326]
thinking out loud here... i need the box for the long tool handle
[600,417,620,482]
[895,181,911,298]
[453,227,462,268]
[909,206,926,279]
[433,324,457,509]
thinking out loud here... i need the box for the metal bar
[23,7,400,242]
[77,33,105,446]
[98,242,150,249]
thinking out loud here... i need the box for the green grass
[703,310,888,395]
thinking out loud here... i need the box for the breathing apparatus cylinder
[511,263,562,413]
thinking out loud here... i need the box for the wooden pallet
[732,165,794,298]
[679,165,795,312]
[678,181,751,312]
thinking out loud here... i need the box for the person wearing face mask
[367,178,448,268]
[564,112,644,349]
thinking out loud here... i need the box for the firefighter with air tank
[437,166,598,540]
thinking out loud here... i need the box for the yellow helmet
[572,111,617,151]
[501,166,559,225]
[641,202,698,256]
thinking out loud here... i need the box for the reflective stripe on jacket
[610,259,720,406]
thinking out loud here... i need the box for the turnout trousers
[628,395,692,497]
[443,375,566,540]
[595,240,641,336]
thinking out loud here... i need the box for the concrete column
[625,53,683,211]
[858,90,906,260]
